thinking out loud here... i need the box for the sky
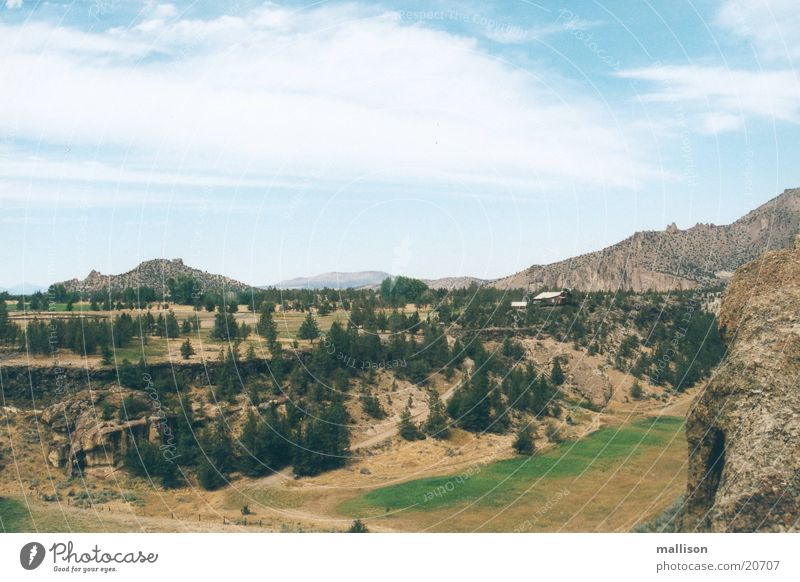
[1,0,799,288]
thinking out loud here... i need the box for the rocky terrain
[679,235,800,532]
[57,258,252,294]
[493,188,800,292]
[424,276,488,290]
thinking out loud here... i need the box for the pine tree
[196,419,234,490]
[550,358,565,386]
[246,343,257,362]
[297,312,320,343]
[293,403,350,476]
[423,390,450,439]
[361,389,387,419]
[237,411,267,477]
[398,405,424,441]
[180,338,195,360]
[451,372,493,431]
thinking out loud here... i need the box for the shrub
[348,519,369,533]
[630,380,643,400]
[513,426,535,456]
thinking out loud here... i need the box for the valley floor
[0,392,694,533]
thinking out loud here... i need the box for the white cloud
[0,4,654,195]
[5,0,22,9]
[483,18,598,45]
[617,0,800,135]
[716,0,800,61]
[619,65,800,131]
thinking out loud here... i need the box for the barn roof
[533,291,564,300]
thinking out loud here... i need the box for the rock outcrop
[493,188,800,292]
[679,235,800,532]
[41,389,173,474]
[57,258,252,295]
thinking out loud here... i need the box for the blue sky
[1,0,799,288]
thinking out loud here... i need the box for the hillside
[424,276,488,290]
[56,258,252,294]
[493,188,800,292]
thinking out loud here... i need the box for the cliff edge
[679,236,800,531]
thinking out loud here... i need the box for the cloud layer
[0,3,651,203]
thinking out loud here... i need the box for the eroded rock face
[41,389,169,474]
[679,236,800,532]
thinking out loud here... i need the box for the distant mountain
[270,271,391,290]
[56,258,252,294]
[0,283,48,295]
[493,188,800,292]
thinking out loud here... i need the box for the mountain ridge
[492,188,800,292]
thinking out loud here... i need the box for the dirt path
[352,383,459,451]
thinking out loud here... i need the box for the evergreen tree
[165,310,180,338]
[174,396,198,465]
[449,372,493,432]
[196,419,234,490]
[297,312,320,343]
[0,300,19,344]
[293,403,350,476]
[211,309,238,341]
[101,344,114,365]
[398,405,424,441]
[361,389,387,419]
[630,380,643,400]
[422,390,450,439]
[246,343,257,362]
[513,426,536,455]
[550,358,565,386]
[180,338,195,360]
[348,519,369,533]
[256,302,279,351]
[124,438,181,488]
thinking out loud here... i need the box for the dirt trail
[352,383,459,451]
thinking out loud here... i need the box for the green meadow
[341,416,685,516]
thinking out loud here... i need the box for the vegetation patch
[342,416,684,516]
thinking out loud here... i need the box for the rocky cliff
[493,188,800,292]
[57,258,252,294]
[679,236,800,532]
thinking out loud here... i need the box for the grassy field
[339,416,687,531]
[0,496,93,532]
[0,497,31,532]
[5,301,77,313]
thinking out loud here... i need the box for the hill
[493,188,800,292]
[270,271,391,289]
[0,283,47,295]
[55,258,252,294]
[424,276,488,290]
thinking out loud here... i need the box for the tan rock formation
[493,188,800,292]
[679,236,800,532]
